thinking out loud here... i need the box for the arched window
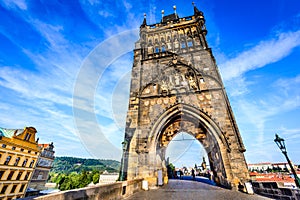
[155,46,160,53]
[14,157,20,166]
[16,172,23,180]
[24,172,30,180]
[7,171,14,180]
[22,159,28,167]
[29,160,35,168]
[24,133,31,141]
[4,156,11,165]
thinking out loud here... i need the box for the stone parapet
[252,181,300,199]
[34,179,143,200]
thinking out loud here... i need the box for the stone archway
[147,103,232,187]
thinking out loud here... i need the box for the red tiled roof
[38,144,50,148]
[251,173,295,183]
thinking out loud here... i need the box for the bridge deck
[126,179,271,200]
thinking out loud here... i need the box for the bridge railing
[33,179,143,200]
[252,181,300,200]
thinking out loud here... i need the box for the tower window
[161,46,166,52]
[187,41,193,47]
[4,156,11,165]
[155,47,160,53]
[181,42,186,48]
[2,144,6,148]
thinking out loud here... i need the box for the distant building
[28,143,55,191]
[272,162,292,171]
[0,127,40,200]
[248,162,296,172]
[248,162,272,172]
[99,170,118,185]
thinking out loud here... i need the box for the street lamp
[274,134,300,188]
[120,140,128,181]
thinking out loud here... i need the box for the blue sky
[1,0,300,167]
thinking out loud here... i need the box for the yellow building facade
[0,127,40,200]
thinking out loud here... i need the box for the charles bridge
[30,178,276,200]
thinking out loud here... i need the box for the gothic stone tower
[121,5,249,189]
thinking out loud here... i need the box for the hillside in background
[51,156,121,173]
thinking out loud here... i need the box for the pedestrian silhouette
[191,168,195,180]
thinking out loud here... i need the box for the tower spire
[141,13,147,28]
[192,2,203,16]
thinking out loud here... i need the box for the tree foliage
[51,156,120,173]
[48,157,120,191]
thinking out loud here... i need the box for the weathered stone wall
[34,179,143,200]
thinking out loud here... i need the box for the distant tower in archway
[120,4,249,189]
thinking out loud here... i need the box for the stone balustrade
[33,179,143,200]
[252,181,300,199]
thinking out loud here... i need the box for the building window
[24,172,30,180]
[16,172,23,180]
[21,148,24,152]
[2,144,6,148]
[12,146,16,150]
[19,184,25,192]
[22,159,28,167]
[161,45,166,52]
[181,42,186,48]
[14,157,20,166]
[10,185,17,193]
[24,133,31,141]
[155,47,160,53]
[7,171,14,180]
[28,150,31,153]
[0,185,8,194]
[29,160,35,168]
[37,171,44,180]
[0,171,4,180]
[4,156,11,165]
[187,41,193,47]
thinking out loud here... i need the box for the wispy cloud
[220,30,300,81]
[218,27,300,163]
[1,0,27,10]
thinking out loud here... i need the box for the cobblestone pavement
[126,180,271,200]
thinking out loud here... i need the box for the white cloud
[98,10,113,18]
[220,30,300,81]
[1,0,27,10]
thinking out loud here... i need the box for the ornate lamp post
[274,134,300,188]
